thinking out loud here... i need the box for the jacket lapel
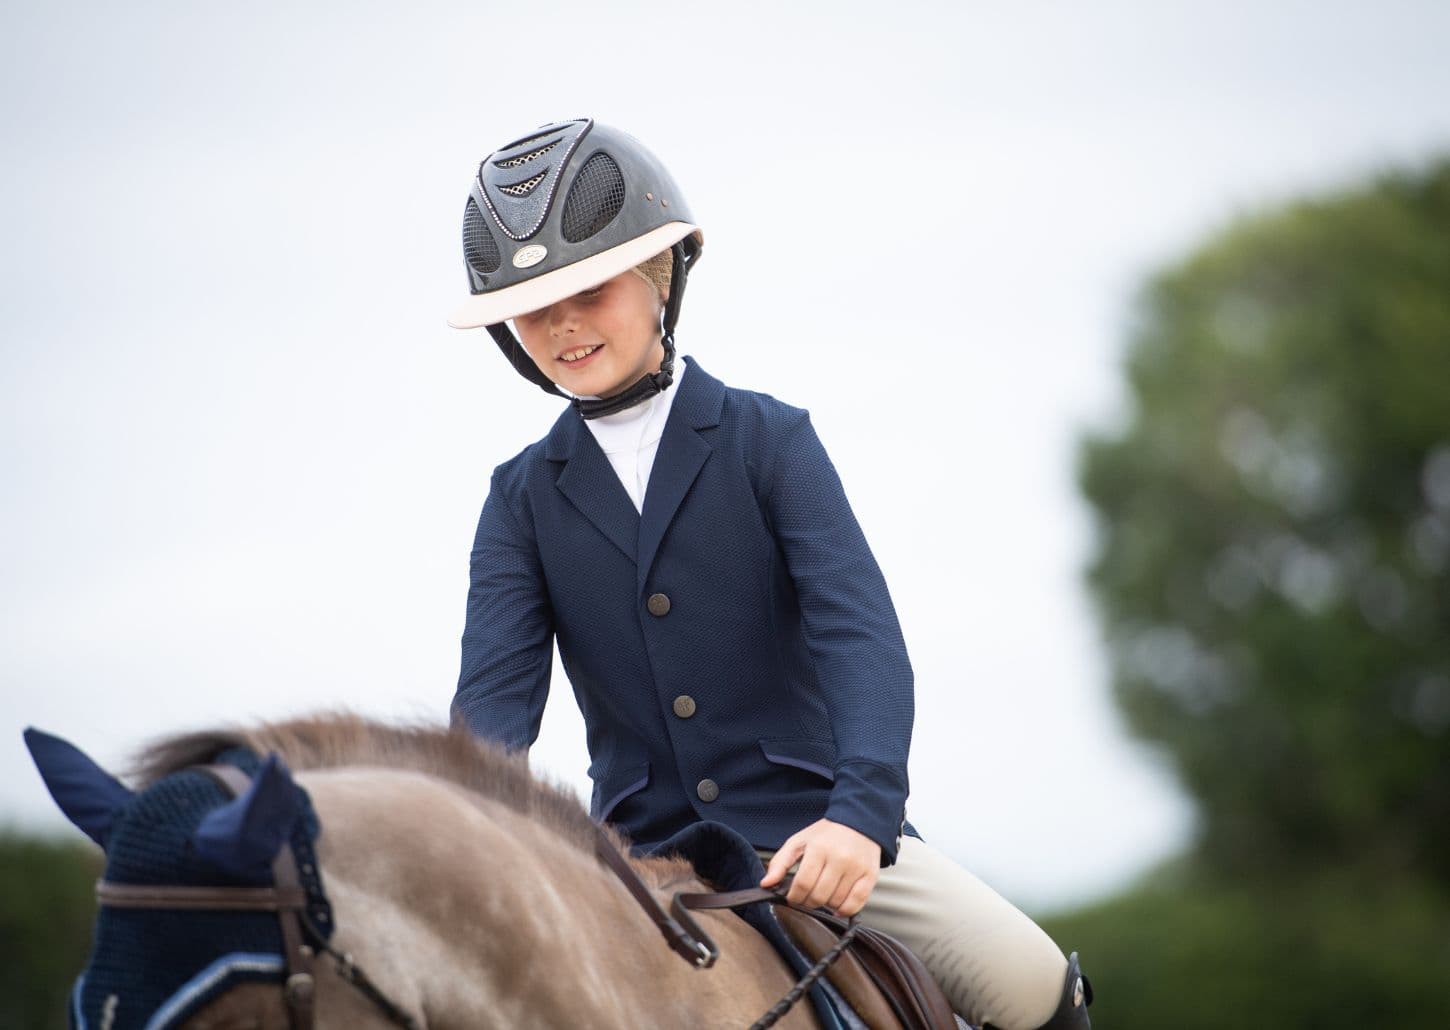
[547,411,639,565]
[636,358,725,592]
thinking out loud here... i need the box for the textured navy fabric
[192,754,303,882]
[24,727,134,848]
[455,358,918,863]
[72,748,330,1029]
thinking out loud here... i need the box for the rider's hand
[760,817,880,917]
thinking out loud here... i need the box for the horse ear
[23,727,135,848]
[191,753,303,882]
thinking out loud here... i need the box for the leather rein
[593,824,861,1029]
[93,762,848,1030]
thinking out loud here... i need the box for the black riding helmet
[449,118,704,418]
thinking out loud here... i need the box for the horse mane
[130,710,696,886]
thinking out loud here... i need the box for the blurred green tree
[0,829,100,1030]
[1040,862,1450,1030]
[1080,158,1450,880]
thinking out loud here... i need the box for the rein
[593,824,860,1029]
[94,763,419,1030]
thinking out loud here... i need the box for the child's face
[512,270,666,399]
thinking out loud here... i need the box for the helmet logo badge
[512,245,548,269]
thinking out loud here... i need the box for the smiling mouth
[559,344,602,363]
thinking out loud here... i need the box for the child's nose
[549,301,581,336]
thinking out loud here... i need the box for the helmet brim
[448,221,702,329]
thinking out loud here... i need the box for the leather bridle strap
[96,883,308,910]
[200,763,319,1030]
[201,765,421,1030]
[592,823,719,967]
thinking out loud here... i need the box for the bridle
[94,763,419,1030]
[94,762,850,1030]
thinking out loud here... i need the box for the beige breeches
[756,836,1066,1030]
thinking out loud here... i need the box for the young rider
[448,118,1093,1030]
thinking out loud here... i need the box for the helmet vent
[499,123,572,152]
[463,198,502,274]
[495,140,560,169]
[561,152,626,243]
[477,118,592,240]
[497,170,548,198]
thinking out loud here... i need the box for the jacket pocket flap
[596,762,650,822]
[757,737,836,782]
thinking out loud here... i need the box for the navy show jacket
[453,358,916,863]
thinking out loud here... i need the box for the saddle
[776,905,958,1030]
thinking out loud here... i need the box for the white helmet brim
[448,221,701,329]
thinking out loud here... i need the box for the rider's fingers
[836,871,877,918]
[806,865,847,912]
[761,838,806,888]
[826,871,856,913]
[785,848,826,906]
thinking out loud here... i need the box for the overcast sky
[4,1,1449,911]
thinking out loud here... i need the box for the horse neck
[298,767,818,1029]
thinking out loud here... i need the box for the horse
[25,711,832,1029]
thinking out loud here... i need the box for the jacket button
[696,778,719,802]
[672,695,697,718]
[647,593,671,617]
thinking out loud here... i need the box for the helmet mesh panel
[498,171,547,197]
[495,140,560,168]
[463,198,502,274]
[562,152,626,243]
[499,124,567,152]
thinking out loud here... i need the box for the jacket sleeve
[766,412,914,865]
[451,468,555,753]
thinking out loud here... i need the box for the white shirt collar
[583,357,688,454]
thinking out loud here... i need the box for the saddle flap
[778,907,959,1030]
[775,905,905,1030]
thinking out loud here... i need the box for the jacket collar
[545,357,725,587]
[542,356,723,460]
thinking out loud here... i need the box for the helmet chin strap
[486,323,566,397]
[571,239,693,420]
[571,336,674,420]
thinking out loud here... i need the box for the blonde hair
[630,249,674,299]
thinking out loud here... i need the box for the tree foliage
[0,829,100,1030]
[1040,863,1450,1030]
[1080,158,1450,879]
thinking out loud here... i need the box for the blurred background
[4,1,1449,1026]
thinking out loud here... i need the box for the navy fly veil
[69,748,332,1030]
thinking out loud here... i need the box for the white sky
[4,0,1448,912]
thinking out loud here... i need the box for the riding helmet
[449,118,704,411]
